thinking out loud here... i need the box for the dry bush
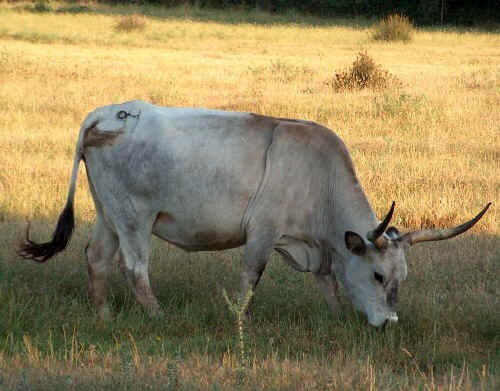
[114,14,147,33]
[32,0,53,13]
[372,14,414,42]
[327,51,399,91]
[457,69,498,90]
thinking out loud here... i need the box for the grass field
[0,2,498,389]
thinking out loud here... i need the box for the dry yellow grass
[0,3,498,390]
[0,7,497,229]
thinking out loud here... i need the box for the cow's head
[339,202,490,327]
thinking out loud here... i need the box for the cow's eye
[374,272,385,284]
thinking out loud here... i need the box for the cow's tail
[20,118,92,263]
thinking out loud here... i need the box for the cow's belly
[148,133,262,251]
[152,211,246,251]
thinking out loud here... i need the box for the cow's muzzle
[370,311,399,328]
[387,311,399,323]
[380,312,399,330]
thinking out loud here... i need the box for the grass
[372,14,415,42]
[114,14,147,33]
[0,2,499,389]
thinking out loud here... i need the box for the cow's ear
[345,231,367,255]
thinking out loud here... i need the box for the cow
[20,100,490,327]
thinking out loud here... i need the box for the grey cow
[21,100,490,327]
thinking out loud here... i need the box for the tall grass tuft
[223,289,254,385]
[114,14,147,33]
[327,51,399,91]
[372,14,414,42]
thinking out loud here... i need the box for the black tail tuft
[19,203,75,262]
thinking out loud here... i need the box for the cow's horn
[400,203,491,245]
[367,201,395,249]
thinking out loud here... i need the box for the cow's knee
[241,268,264,291]
[313,273,342,316]
[240,244,271,316]
[241,240,272,292]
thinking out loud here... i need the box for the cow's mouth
[387,312,399,323]
[368,311,399,328]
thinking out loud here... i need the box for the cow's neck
[328,165,378,260]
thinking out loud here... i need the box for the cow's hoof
[148,307,165,320]
[331,303,346,318]
[241,309,254,322]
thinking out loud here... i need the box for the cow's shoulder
[264,115,353,170]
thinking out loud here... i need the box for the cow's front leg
[86,218,118,321]
[313,273,342,316]
[240,237,272,317]
[117,228,163,318]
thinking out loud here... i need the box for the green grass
[1,228,498,389]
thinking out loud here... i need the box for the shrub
[327,51,399,91]
[32,0,53,13]
[114,14,147,33]
[372,14,414,42]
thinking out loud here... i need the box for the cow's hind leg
[116,226,162,318]
[86,217,118,321]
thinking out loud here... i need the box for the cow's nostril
[387,283,399,307]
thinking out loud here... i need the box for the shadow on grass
[20,1,500,31]
[20,1,374,28]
